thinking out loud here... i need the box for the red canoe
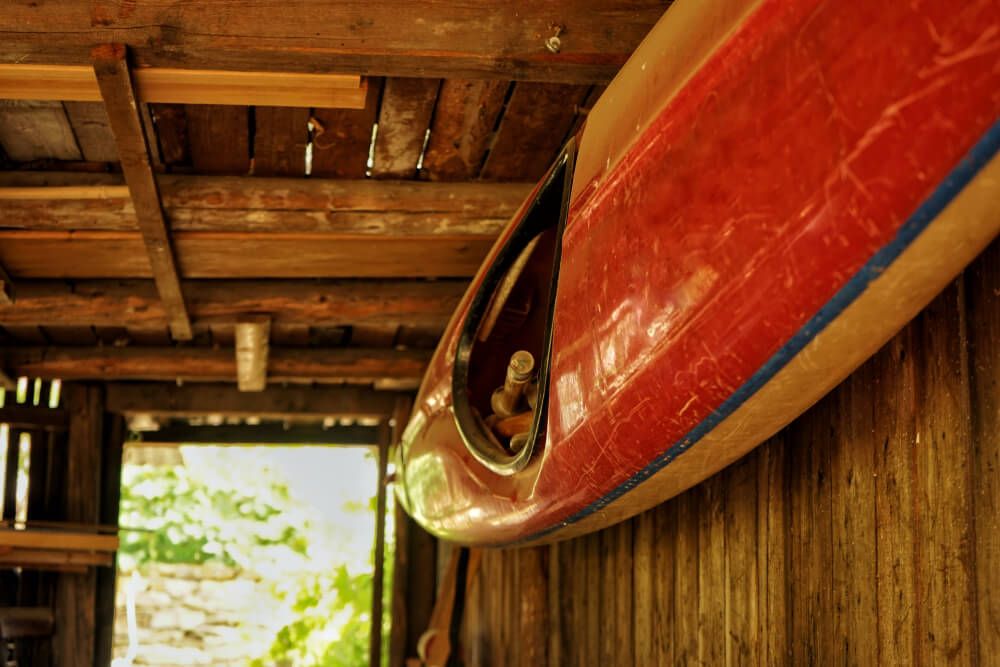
[396,0,1000,545]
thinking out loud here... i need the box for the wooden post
[91,44,193,340]
[370,420,391,667]
[235,316,270,392]
[0,260,14,304]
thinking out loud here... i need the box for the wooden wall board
[62,102,119,163]
[420,80,509,181]
[0,231,493,278]
[0,1,671,83]
[445,239,1000,666]
[185,105,249,174]
[253,106,310,177]
[311,78,382,178]
[480,82,589,181]
[0,101,82,162]
[373,77,440,179]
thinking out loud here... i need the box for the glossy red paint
[399,0,1000,545]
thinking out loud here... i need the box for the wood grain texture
[480,82,589,181]
[92,43,192,339]
[0,101,82,161]
[0,279,466,329]
[63,102,119,163]
[253,106,309,177]
[185,105,249,174]
[2,346,429,384]
[373,78,440,179]
[0,231,493,279]
[0,1,671,83]
[442,240,1000,667]
[421,80,509,181]
[311,78,382,178]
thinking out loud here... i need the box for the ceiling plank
[62,102,120,163]
[0,101,82,162]
[420,80,509,181]
[185,105,249,175]
[0,280,466,329]
[0,2,670,84]
[311,78,382,178]
[1,346,429,384]
[0,231,493,279]
[372,78,441,179]
[92,43,192,340]
[0,64,365,108]
[132,423,379,446]
[105,383,401,419]
[253,107,310,177]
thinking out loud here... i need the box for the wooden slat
[0,231,493,279]
[0,2,669,83]
[0,530,117,552]
[235,315,270,391]
[724,455,758,666]
[149,104,189,167]
[0,64,365,108]
[757,435,790,665]
[92,43,192,340]
[0,101,82,161]
[135,422,378,446]
[913,280,977,664]
[421,80,509,181]
[253,107,309,177]
[0,406,68,431]
[969,240,999,662]
[185,105,249,174]
[0,279,465,329]
[311,78,382,178]
[63,102,119,162]
[480,82,589,181]
[2,346,429,384]
[697,475,725,666]
[0,549,113,568]
[105,382,399,419]
[373,78,440,179]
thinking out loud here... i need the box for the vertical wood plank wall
[453,238,999,666]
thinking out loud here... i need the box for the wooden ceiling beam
[0,279,464,328]
[1,346,429,385]
[0,64,365,109]
[105,383,402,419]
[92,44,192,340]
[0,1,669,84]
[235,316,270,392]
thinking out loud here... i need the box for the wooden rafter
[0,279,464,329]
[0,1,670,84]
[91,44,192,340]
[105,383,401,420]
[0,64,365,108]
[1,346,429,385]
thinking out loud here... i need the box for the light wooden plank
[673,490,699,664]
[0,64,365,108]
[0,530,117,553]
[373,78,440,179]
[756,435,790,666]
[235,315,270,391]
[697,474,725,666]
[92,43,192,340]
[724,455,759,666]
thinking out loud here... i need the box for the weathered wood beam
[0,173,530,233]
[0,405,69,431]
[131,422,379,446]
[1,347,429,385]
[105,383,401,419]
[0,64,365,108]
[92,44,192,340]
[235,316,270,392]
[0,279,464,328]
[0,230,493,279]
[0,2,670,84]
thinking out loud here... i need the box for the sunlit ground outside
[112,445,392,667]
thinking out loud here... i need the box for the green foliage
[119,464,308,568]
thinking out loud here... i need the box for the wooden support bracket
[91,43,193,340]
